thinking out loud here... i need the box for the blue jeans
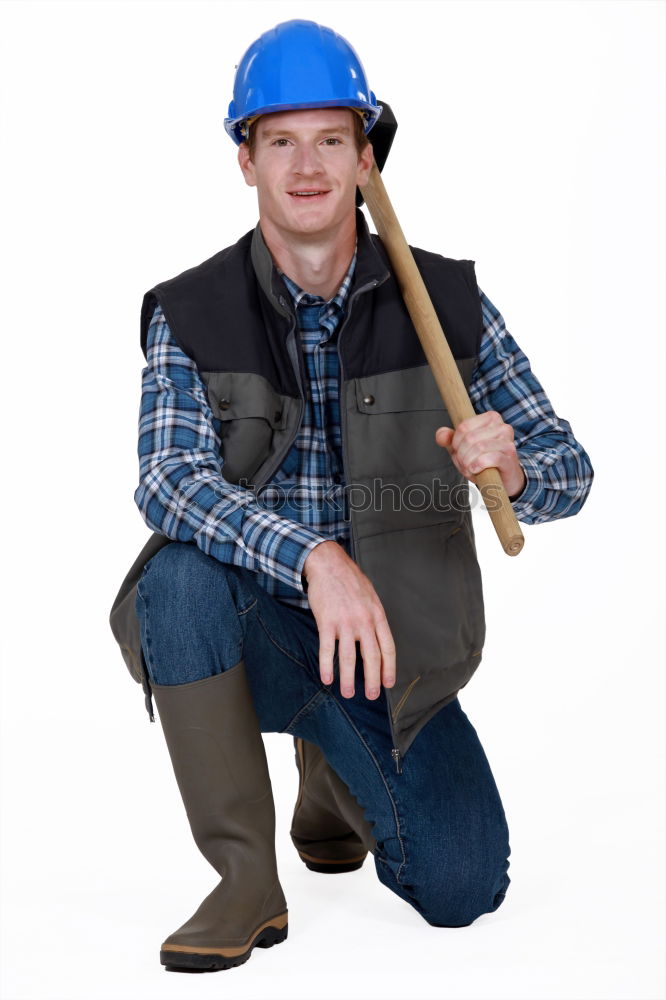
[135,542,511,927]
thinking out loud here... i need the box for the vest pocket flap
[355,365,449,415]
[202,371,289,429]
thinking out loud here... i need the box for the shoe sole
[160,912,288,972]
[298,849,367,874]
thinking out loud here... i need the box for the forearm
[510,434,593,524]
[134,457,324,589]
[134,305,325,591]
[471,290,594,524]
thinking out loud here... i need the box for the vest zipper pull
[391,748,403,774]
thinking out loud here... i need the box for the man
[109,19,593,972]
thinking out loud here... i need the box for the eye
[322,137,342,146]
[271,137,292,147]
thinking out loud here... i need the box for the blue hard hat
[224,20,383,146]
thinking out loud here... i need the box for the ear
[355,142,375,190]
[237,143,256,187]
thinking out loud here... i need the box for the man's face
[237,108,374,242]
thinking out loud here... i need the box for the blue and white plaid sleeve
[133,304,325,590]
[470,290,594,524]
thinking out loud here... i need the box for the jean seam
[256,609,314,674]
[328,695,408,887]
[238,597,258,617]
[135,580,157,682]
[281,689,328,734]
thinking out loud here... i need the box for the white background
[1,2,664,999]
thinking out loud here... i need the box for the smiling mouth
[288,190,330,198]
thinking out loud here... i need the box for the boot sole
[160,912,288,972]
[298,849,367,874]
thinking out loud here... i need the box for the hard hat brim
[225,100,383,146]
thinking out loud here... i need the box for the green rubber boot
[152,662,288,971]
[290,737,376,874]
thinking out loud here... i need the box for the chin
[285,212,337,236]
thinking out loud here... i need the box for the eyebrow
[260,124,353,139]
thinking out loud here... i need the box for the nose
[293,142,323,177]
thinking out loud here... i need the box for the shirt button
[219,397,231,410]
[362,394,375,406]
[274,410,282,422]
[333,472,343,484]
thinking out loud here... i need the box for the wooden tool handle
[363,163,524,557]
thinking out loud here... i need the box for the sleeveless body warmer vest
[109,211,486,766]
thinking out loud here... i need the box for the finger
[468,449,514,476]
[436,426,465,478]
[455,410,501,440]
[359,629,382,700]
[337,630,357,699]
[444,420,501,473]
[467,417,513,451]
[458,430,516,475]
[455,424,514,476]
[452,411,503,454]
[435,426,454,449]
[455,435,493,473]
[318,627,336,686]
[375,617,396,689]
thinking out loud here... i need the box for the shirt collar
[250,212,389,318]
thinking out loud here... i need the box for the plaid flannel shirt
[134,253,593,607]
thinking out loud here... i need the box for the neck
[259,214,357,300]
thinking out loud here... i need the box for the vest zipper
[336,277,404,775]
[266,275,404,771]
[335,279,378,566]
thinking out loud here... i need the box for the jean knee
[423,882,509,928]
[138,542,250,640]
[408,854,511,928]
[135,543,257,685]
[138,543,240,619]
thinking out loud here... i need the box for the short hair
[245,109,370,161]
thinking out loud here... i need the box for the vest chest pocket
[200,371,292,486]
[350,365,459,482]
